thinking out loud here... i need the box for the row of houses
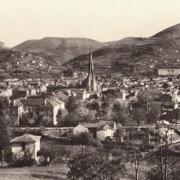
[2,96,65,126]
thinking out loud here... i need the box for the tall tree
[0,110,10,162]
[65,96,88,125]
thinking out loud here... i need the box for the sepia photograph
[1,0,180,179]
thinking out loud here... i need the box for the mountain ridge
[13,37,103,64]
[65,23,180,75]
[0,23,180,78]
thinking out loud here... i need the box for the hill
[13,37,103,64]
[66,23,180,76]
[153,23,180,39]
[0,48,61,79]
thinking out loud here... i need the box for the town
[1,50,180,179]
[1,1,180,179]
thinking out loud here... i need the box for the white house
[73,124,88,135]
[158,68,180,76]
[10,134,41,161]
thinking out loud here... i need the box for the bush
[147,167,163,180]
[12,158,36,167]
[37,149,53,166]
[4,151,13,163]
[103,136,114,151]
[70,132,93,145]
[92,139,103,148]
[67,151,126,180]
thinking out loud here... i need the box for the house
[10,134,41,161]
[73,124,88,135]
[0,87,12,97]
[81,123,100,138]
[97,124,114,141]
[158,68,180,76]
[21,98,45,112]
[21,96,64,126]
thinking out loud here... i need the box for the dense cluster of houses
[2,53,180,164]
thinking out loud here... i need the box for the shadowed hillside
[66,23,180,76]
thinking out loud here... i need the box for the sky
[0,0,180,47]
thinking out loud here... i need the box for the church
[82,51,100,99]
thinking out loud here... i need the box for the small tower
[86,51,98,92]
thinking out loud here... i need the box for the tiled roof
[82,123,100,128]
[10,134,41,143]
[15,86,26,91]
[22,99,44,106]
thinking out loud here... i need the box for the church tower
[86,51,98,92]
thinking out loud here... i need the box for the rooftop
[10,134,41,143]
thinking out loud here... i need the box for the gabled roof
[21,99,44,106]
[103,124,113,130]
[73,124,88,131]
[14,86,26,91]
[10,134,41,143]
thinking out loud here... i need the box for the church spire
[86,51,97,92]
[88,50,94,74]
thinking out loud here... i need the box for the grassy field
[0,140,73,180]
[3,136,180,180]
[0,163,68,180]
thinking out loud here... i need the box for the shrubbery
[12,158,36,167]
[70,132,93,145]
[67,151,126,180]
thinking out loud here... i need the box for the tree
[70,132,93,147]
[128,142,143,180]
[147,102,161,124]
[0,96,9,107]
[111,102,129,125]
[86,110,97,123]
[56,109,68,126]
[65,96,80,113]
[67,151,126,180]
[154,122,173,180]
[126,128,150,180]
[64,96,88,125]
[64,112,85,126]
[130,108,147,126]
[0,110,10,162]
[147,167,163,180]
[20,111,36,126]
[36,110,53,126]
[63,65,73,77]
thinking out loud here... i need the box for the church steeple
[86,51,97,92]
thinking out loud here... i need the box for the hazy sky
[0,0,180,47]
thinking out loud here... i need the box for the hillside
[66,23,180,76]
[13,37,103,64]
[153,23,180,39]
[0,48,61,79]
